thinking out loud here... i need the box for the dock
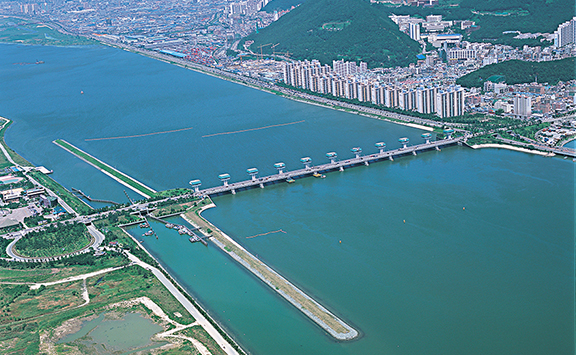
[194,137,462,197]
[147,214,208,246]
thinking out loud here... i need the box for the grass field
[54,139,156,198]
[0,260,200,354]
[0,117,32,169]
[0,257,127,284]
[179,325,227,355]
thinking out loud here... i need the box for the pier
[194,136,462,197]
[71,188,119,205]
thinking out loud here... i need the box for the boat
[313,172,325,178]
[286,178,295,183]
[139,222,149,228]
[178,229,187,235]
[143,230,154,236]
[165,223,174,228]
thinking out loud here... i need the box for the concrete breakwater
[182,204,359,341]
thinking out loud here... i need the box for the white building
[514,95,532,118]
[409,22,420,41]
[554,17,576,47]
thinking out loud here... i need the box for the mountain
[456,58,576,88]
[242,0,421,68]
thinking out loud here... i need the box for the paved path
[29,265,128,289]
[125,252,240,355]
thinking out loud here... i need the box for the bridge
[193,136,463,197]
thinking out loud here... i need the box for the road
[125,252,241,355]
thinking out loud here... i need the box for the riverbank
[182,201,359,341]
[54,139,156,198]
[469,143,555,156]
[119,228,245,355]
[99,40,441,134]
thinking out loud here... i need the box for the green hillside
[382,0,573,47]
[456,58,576,88]
[242,0,421,68]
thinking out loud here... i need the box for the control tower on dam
[193,136,463,197]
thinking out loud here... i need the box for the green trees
[379,0,574,47]
[456,58,576,87]
[243,0,421,68]
[14,223,91,258]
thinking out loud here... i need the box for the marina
[147,214,208,246]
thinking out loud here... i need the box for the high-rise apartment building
[514,95,532,118]
[554,17,576,47]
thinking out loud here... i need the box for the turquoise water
[1,44,574,355]
[0,43,425,203]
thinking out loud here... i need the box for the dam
[191,134,462,196]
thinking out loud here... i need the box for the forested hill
[242,0,421,68]
[456,58,576,88]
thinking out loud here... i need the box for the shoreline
[181,203,359,341]
[99,41,438,134]
[469,143,555,156]
[119,228,244,355]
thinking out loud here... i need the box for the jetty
[192,136,462,197]
[71,188,119,205]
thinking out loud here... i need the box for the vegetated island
[456,57,576,87]
[242,0,421,68]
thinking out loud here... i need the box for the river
[0,43,574,355]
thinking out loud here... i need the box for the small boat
[178,229,186,235]
[313,172,326,178]
[143,230,154,236]
[139,222,149,228]
[286,178,295,183]
[165,223,174,228]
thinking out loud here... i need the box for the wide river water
[1,44,574,355]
